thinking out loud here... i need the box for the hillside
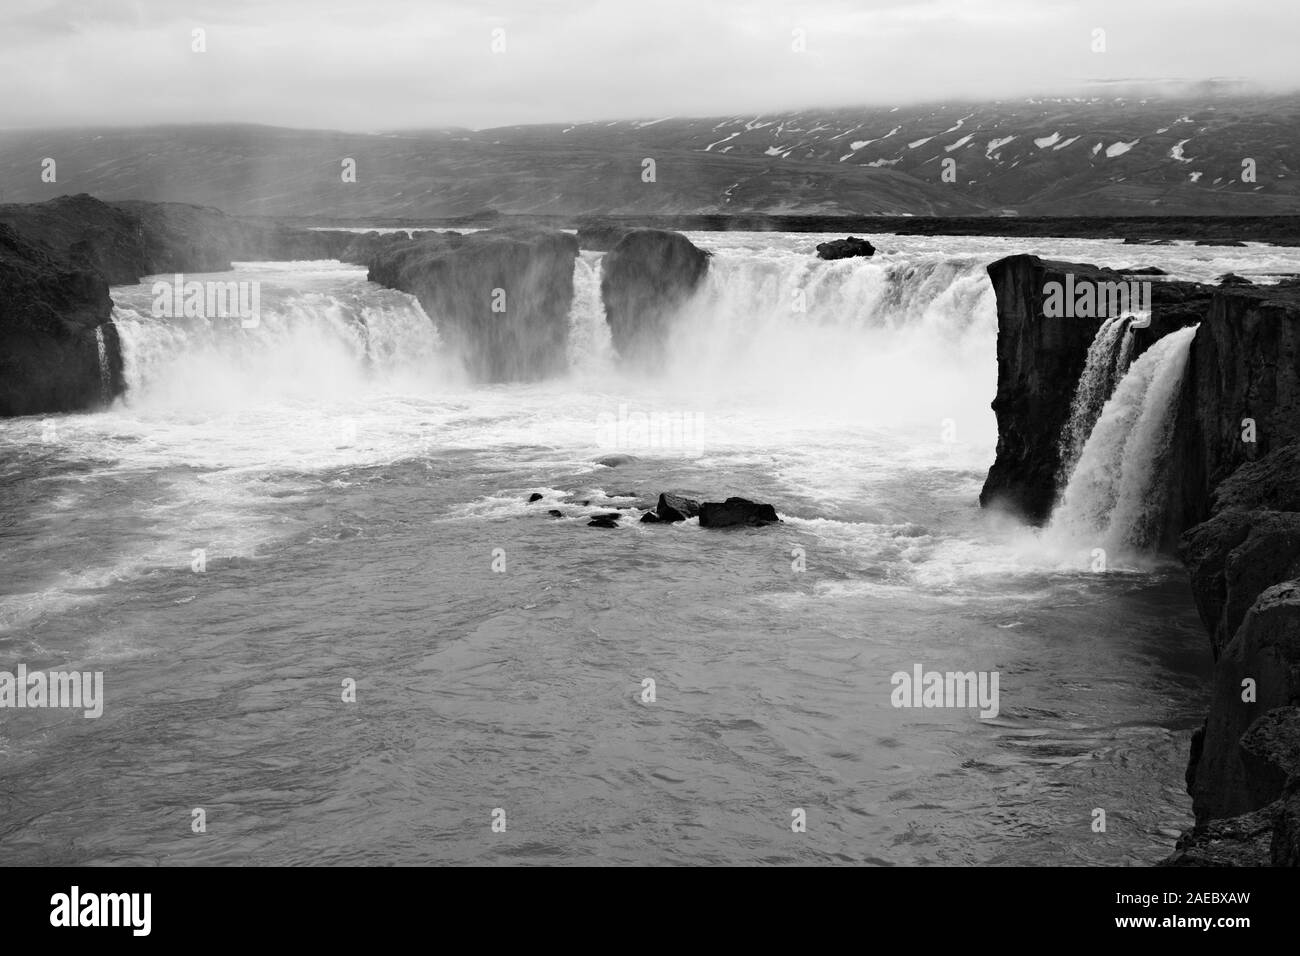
[2,94,1298,218]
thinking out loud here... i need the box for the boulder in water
[600,229,709,368]
[699,497,780,528]
[527,493,544,503]
[815,236,876,260]
[656,492,701,522]
[588,512,621,528]
[1217,273,1253,286]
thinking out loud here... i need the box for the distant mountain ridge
[1,94,1298,218]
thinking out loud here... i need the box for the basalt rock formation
[599,229,709,368]
[366,227,579,382]
[978,254,1214,524]
[1167,444,1300,866]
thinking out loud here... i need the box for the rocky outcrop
[575,221,635,251]
[1172,445,1300,866]
[655,492,701,522]
[978,255,1214,523]
[367,227,579,382]
[0,194,390,415]
[698,497,780,528]
[1164,283,1300,536]
[0,224,121,416]
[600,229,709,368]
[815,236,875,259]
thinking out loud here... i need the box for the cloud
[0,0,1296,130]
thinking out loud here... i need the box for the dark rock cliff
[1168,445,1300,865]
[599,229,709,369]
[0,223,120,416]
[979,254,1213,523]
[366,228,580,382]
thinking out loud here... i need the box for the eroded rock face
[656,492,701,522]
[599,229,709,368]
[0,223,120,416]
[978,254,1211,523]
[1166,285,1300,536]
[367,228,579,382]
[1190,580,1300,821]
[1172,443,1300,866]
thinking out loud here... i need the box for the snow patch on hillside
[986,135,1016,158]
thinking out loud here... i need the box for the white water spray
[109,266,456,411]
[94,326,111,401]
[1058,315,1130,487]
[1048,325,1197,553]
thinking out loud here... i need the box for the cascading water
[1057,315,1131,487]
[1048,325,1198,553]
[94,325,111,401]
[659,252,997,425]
[566,252,614,374]
[108,264,455,409]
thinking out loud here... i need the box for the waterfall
[94,325,111,401]
[566,253,614,373]
[1048,325,1197,553]
[657,254,997,421]
[1057,315,1130,487]
[109,273,454,410]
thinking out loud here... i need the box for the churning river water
[5,232,1300,865]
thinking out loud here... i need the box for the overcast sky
[1,0,1297,131]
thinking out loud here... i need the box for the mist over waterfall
[626,250,998,426]
[108,263,459,410]
[94,325,111,401]
[566,252,614,372]
[1048,325,1198,553]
